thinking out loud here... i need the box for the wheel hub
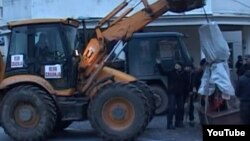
[19,106,33,122]
[14,103,40,128]
[111,106,126,120]
[102,97,135,131]
[154,94,162,108]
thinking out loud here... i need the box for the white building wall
[2,0,213,23]
[31,0,121,19]
[4,0,250,23]
[243,26,250,55]
[3,0,31,23]
[212,0,250,15]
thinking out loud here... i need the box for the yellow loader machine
[0,0,205,140]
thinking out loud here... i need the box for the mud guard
[98,66,136,82]
[0,75,55,94]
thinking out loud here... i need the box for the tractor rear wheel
[130,81,156,121]
[150,85,168,115]
[1,85,57,141]
[88,82,149,141]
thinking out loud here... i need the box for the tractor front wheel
[1,85,57,141]
[88,83,149,141]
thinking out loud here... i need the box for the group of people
[158,53,250,129]
[157,58,207,129]
[235,55,250,125]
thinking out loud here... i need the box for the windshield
[9,24,64,56]
[158,37,181,60]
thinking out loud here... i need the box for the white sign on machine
[44,64,62,79]
[11,54,24,68]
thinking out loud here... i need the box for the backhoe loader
[0,0,205,141]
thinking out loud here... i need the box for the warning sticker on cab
[44,64,62,79]
[11,54,24,68]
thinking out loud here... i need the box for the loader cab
[6,19,80,89]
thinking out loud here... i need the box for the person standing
[236,64,250,125]
[185,58,206,127]
[36,33,50,62]
[235,55,243,77]
[185,64,196,127]
[237,54,250,77]
[194,58,207,106]
[195,58,207,89]
[166,62,188,129]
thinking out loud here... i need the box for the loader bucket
[168,0,206,13]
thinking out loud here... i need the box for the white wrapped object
[198,66,213,96]
[198,62,235,97]
[198,22,235,98]
[199,22,230,63]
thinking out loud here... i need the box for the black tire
[1,85,57,141]
[54,120,72,132]
[88,82,149,141]
[130,81,156,121]
[53,105,73,132]
[150,85,168,115]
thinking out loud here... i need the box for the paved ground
[0,116,203,141]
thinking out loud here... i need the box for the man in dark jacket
[167,62,188,129]
[36,33,51,62]
[195,58,206,89]
[236,64,250,125]
[185,58,206,127]
[235,55,243,77]
[186,65,195,126]
[237,54,250,76]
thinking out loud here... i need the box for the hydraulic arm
[79,0,205,93]
[102,0,205,42]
